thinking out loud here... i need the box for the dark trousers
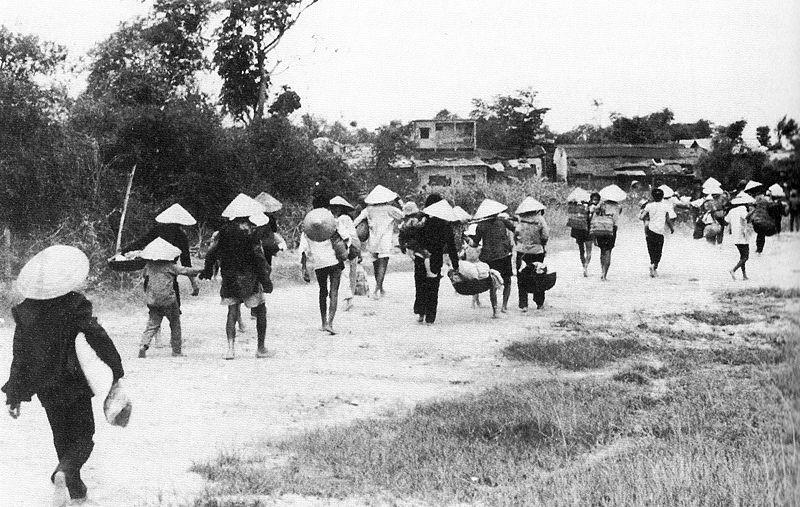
[517,252,545,309]
[645,228,665,268]
[756,232,766,253]
[413,257,441,323]
[141,303,182,352]
[42,395,95,499]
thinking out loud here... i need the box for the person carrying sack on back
[3,245,125,505]
[199,194,272,359]
[137,238,203,358]
[639,187,676,278]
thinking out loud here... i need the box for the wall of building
[413,121,475,151]
[415,166,487,190]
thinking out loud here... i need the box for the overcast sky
[2,0,799,137]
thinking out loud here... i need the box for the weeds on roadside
[504,336,647,370]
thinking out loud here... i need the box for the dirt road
[1,228,798,506]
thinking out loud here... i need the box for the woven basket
[589,215,614,237]
[448,270,493,295]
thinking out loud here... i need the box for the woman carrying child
[412,194,460,324]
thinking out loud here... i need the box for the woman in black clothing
[413,194,460,325]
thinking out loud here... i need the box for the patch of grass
[640,322,720,342]
[676,309,754,326]
[504,336,648,370]
[665,345,786,370]
[613,370,650,385]
[724,287,800,300]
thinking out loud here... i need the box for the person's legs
[577,240,586,266]
[413,257,426,320]
[225,303,240,359]
[43,396,95,500]
[531,253,546,309]
[326,267,342,333]
[583,240,593,276]
[600,249,612,280]
[315,267,330,329]
[373,256,389,297]
[516,254,528,310]
[139,306,164,357]
[165,304,182,355]
[253,303,268,356]
[756,232,765,254]
[423,276,441,324]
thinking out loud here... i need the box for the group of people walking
[3,175,797,505]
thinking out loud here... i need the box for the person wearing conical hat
[514,197,549,311]
[3,246,125,503]
[121,202,200,298]
[470,198,515,312]
[330,196,360,312]
[593,191,625,281]
[137,238,203,358]
[199,194,272,359]
[750,185,785,255]
[638,187,676,278]
[354,185,403,299]
[726,193,755,280]
[412,194,460,324]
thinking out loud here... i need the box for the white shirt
[337,214,359,248]
[643,201,677,235]
[299,233,339,269]
[725,205,750,244]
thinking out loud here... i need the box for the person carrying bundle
[566,188,597,277]
[3,246,125,505]
[414,195,460,324]
[471,199,515,312]
[592,185,626,281]
[354,185,403,300]
[137,238,203,358]
[514,197,549,311]
[199,194,272,359]
[726,193,755,280]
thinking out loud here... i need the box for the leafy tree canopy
[470,88,550,153]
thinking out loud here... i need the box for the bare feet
[729,269,736,281]
[649,265,656,278]
[344,298,354,311]
[417,315,424,323]
[255,346,271,358]
[324,325,337,335]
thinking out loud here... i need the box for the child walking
[138,238,202,358]
[3,245,125,505]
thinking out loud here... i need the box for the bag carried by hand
[356,220,370,243]
[589,214,614,238]
[330,232,349,263]
[104,380,132,427]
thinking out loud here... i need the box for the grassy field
[190,287,799,506]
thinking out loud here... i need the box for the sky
[2,0,799,138]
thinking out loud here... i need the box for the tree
[433,109,460,120]
[555,123,611,144]
[267,85,301,116]
[213,0,320,123]
[668,119,712,141]
[756,126,771,148]
[776,116,798,149]
[608,108,674,144]
[470,88,550,153]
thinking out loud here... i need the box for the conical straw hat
[155,203,196,226]
[254,192,283,213]
[222,193,263,219]
[744,180,762,192]
[249,212,270,227]
[15,245,89,300]
[452,206,472,222]
[364,185,398,205]
[703,185,723,195]
[599,184,627,202]
[516,197,546,215]
[330,196,354,209]
[702,177,721,189]
[423,199,457,221]
[657,184,675,198]
[140,237,181,261]
[767,183,785,197]
[566,187,591,203]
[473,199,508,220]
[730,192,755,205]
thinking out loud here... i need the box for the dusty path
[1,228,799,506]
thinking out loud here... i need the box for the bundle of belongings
[517,261,558,294]
[447,264,503,296]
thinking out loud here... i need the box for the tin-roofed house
[553,144,701,189]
